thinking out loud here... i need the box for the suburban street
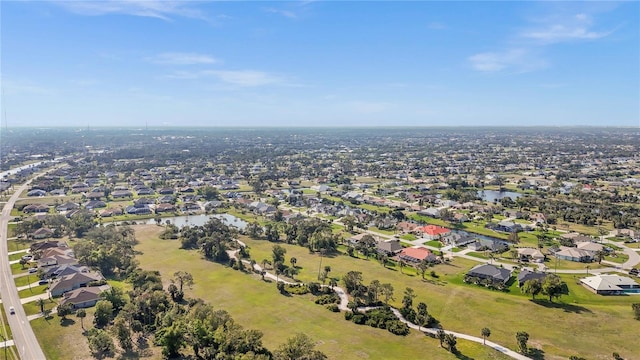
[1,178,47,359]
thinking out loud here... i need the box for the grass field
[31,222,639,359]
[17,284,48,298]
[23,299,57,316]
[5,240,33,252]
[134,225,512,360]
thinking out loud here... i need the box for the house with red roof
[418,225,451,240]
[398,247,437,264]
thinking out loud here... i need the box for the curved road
[230,243,530,360]
[1,178,47,359]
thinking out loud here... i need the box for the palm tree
[37,298,46,314]
[77,309,87,330]
[481,327,491,345]
[289,257,297,268]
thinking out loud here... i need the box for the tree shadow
[527,347,545,360]
[454,352,473,360]
[60,318,76,327]
[530,299,592,314]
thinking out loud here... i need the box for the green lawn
[7,253,26,262]
[135,225,511,360]
[14,274,39,288]
[23,299,57,316]
[424,240,442,248]
[400,234,417,241]
[604,253,629,264]
[5,240,33,252]
[31,309,95,360]
[17,284,48,298]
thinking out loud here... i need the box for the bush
[284,284,309,295]
[351,314,366,324]
[386,320,410,336]
[344,311,353,321]
[326,304,339,312]
[315,294,339,305]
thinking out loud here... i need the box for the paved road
[1,179,47,359]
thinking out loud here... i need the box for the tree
[76,309,87,330]
[521,278,543,300]
[416,302,429,331]
[37,298,45,314]
[613,352,624,360]
[402,287,416,310]
[156,322,186,358]
[290,257,297,269]
[113,316,133,350]
[272,244,287,265]
[273,333,327,360]
[516,331,529,354]
[172,271,194,294]
[56,303,73,321]
[87,328,115,356]
[19,258,27,269]
[595,249,607,264]
[380,283,394,306]
[342,271,363,294]
[436,329,446,347]
[632,303,640,320]
[197,185,220,201]
[542,274,565,302]
[94,300,114,328]
[444,333,457,353]
[417,259,429,279]
[481,327,491,345]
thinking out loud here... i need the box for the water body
[140,213,247,230]
[451,229,509,244]
[477,190,522,202]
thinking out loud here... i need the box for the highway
[1,178,47,359]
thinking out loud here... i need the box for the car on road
[22,254,33,260]
[9,306,15,315]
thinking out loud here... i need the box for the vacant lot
[134,224,640,359]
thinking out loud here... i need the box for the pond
[477,190,522,202]
[139,213,247,230]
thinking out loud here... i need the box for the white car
[9,306,15,315]
[28,268,37,273]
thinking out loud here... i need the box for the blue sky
[2,1,638,127]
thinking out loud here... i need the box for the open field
[134,224,640,360]
[134,225,512,360]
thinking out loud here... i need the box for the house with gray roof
[467,264,512,284]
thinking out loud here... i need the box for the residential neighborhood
[1,127,639,360]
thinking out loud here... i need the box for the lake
[139,213,247,230]
[477,190,522,202]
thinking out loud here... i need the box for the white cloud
[205,70,283,87]
[468,49,547,73]
[520,12,614,44]
[150,52,218,65]
[265,8,298,19]
[51,0,205,21]
[165,69,285,87]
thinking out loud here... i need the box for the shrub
[284,284,309,295]
[326,304,339,312]
[314,294,339,305]
[344,311,353,321]
[386,320,410,336]
[351,314,366,325]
